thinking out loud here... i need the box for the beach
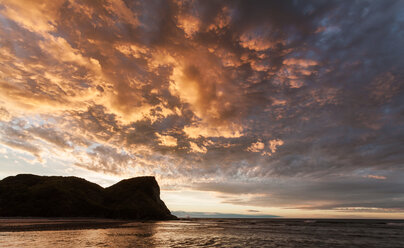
[0,218,131,232]
[1,218,403,247]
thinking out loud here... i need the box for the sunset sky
[0,0,403,218]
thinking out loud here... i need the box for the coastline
[0,217,141,232]
[2,217,403,232]
[1,218,403,247]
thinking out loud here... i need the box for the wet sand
[0,218,132,232]
[1,219,403,247]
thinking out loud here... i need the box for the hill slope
[0,174,176,220]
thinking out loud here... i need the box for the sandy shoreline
[0,218,137,232]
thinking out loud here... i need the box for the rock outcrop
[0,174,176,220]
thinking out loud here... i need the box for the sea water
[1,219,403,247]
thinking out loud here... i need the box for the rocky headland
[0,174,176,220]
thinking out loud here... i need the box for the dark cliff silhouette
[0,174,176,220]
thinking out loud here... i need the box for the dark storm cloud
[0,0,403,212]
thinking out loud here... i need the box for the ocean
[1,218,403,247]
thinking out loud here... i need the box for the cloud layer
[0,0,403,214]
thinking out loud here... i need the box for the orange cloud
[364,175,386,180]
[247,141,265,153]
[0,0,403,217]
[283,58,318,67]
[156,133,178,147]
[239,32,284,51]
[177,14,201,38]
[189,141,207,154]
[268,139,284,154]
[184,123,243,139]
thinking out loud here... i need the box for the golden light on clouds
[268,139,284,154]
[247,141,265,153]
[156,133,178,147]
[0,0,403,218]
[189,141,207,154]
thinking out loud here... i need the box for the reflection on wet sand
[1,219,404,248]
[0,220,160,248]
[0,218,130,232]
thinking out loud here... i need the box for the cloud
[156,133,177,147]
[247,209,260,213]
[0,0,403,214]
[172,211,279,218]
[364,175,386,180]
[247,140,265,153]
[193,176,404,212]
[268,139,284,154]
[189,141,207,154]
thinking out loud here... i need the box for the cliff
[0,174,176,220]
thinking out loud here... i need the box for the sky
[0,0,403,219]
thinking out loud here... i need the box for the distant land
[173,211,280,218]
[0,174,176,220]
